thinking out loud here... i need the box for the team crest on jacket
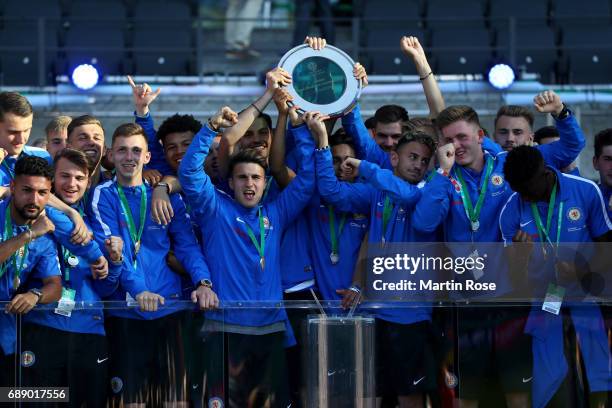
[208,397,224,408]
[263,216,271,229]
[21,351,35,367]
[567,207,582,221]
[491,173,504,186]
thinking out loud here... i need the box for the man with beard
[0,156,62,387]
[316,128,447,408]
[493,91,585,173]
[65,115,108,190]
[21,149,123,408]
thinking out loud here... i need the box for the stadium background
[0,0,610,179]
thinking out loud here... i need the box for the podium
[305,315,376,407]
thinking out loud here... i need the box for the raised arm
[400,35,445,118]
[127,75,174,175]
[178,107,238,218]
[272,114,316,226]
[269,88,297,189]
[342,104,392,170]
[217,68,292,178]
[533,90,585,169]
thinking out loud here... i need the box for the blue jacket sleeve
[91,263,122,298]
[412,173,452,233]
[46,207,104,263]
[178,124,219,219]
[315,148,372,214]
[135,111,175,176]
[358,161,422,207]
[482,136,503,155]
[537,114,585,170]
[168,193,211,284]
[499,192,520,246]
[272,124,315,226]
[88,186,148,297]
[342,104,392,170]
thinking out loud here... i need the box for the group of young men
[0,35,610,408]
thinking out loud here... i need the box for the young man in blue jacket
[178,105,315,408]
[89,123,214,406]
[20,149,123,407]
[500,146,611,408]
[0,156,62,387]
[316,126,447,408]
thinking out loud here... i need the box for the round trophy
[278,44,362,118]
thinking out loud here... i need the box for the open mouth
[121,163,136,171]
[243,189,256,200]
[84,149,99,157]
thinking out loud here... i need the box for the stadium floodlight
[487,63,515,90]
[71,64,100,90]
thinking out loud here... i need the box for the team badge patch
[208,397,224,408]
[111,377,124,394]
[567,207,582,221]
[444,372,458,389]
[21,351,35,367]
[491,173,504,186]
[263,216,271,229]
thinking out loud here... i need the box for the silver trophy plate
[278,44,362,117]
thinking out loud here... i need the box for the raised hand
[303,111,330,140]
[533,90,564,116]
[265,67,292,90]
[304,36,327,50]
[436,143,455,173]
[127,75,161,116]
[353,62,368,87]
[210,106,239,130]
[273,88,293,115]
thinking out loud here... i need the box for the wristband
[419,71,433,81]
[251,103,262,114]
[348,285,361,294]
[207,118,219,132]
[155,181,171,195]
[315,145,330,152]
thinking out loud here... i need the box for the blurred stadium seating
[0,0,609,85]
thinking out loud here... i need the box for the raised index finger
[127,75,137,89]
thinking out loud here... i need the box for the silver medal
[67,255,79,267]
[12,276,20,289]
[330,252,340,264]
[471,220,480,232]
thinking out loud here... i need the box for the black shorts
[204,330,289,408]
[105,314,187,404]
[20,323,109,408]
[455,307,532,400]
[0,349,16,387]
[375,319,437,397]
